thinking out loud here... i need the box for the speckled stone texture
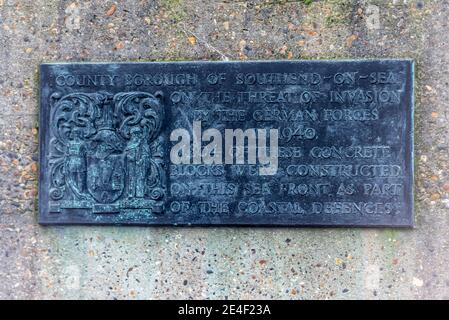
[0,0,448,299]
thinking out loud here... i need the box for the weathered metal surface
[39,60,414,226]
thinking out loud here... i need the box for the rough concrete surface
[0,0,448,299]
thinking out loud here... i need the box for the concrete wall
[0,0,448,299]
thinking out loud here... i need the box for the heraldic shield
[47,90,166,214]
[86,154,125,204]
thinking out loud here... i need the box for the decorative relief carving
[48,91,166,214]
[39,60,413,226]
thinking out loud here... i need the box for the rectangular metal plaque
[39,60,414,226]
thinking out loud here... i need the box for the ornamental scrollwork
[48,91,166,214]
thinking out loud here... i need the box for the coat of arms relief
[48,91,166,214]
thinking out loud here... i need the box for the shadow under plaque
[38,60,414,227]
